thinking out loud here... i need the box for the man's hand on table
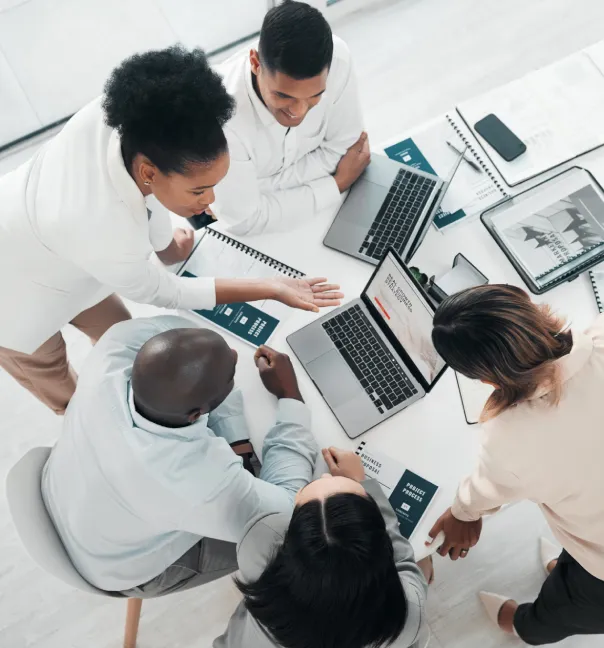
[254,345,303,402]
[334,131,371,193]
[426,507,483,560]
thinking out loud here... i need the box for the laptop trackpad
[341,182,388,226]
[306,350,362,408]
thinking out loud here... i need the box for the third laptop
[287,250,447,438]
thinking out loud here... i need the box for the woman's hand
[157,228,195,265]
[322,447,366,481]
[273,276,344,312]
[426,507,483,560]
[171,228,195,261]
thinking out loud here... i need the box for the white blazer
[0,98,215,354]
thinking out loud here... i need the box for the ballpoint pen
[446,140,482,173]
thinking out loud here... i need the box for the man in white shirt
[213,0,370,235]
[42,315,318,595]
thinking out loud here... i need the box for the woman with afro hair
[0,46,342,414]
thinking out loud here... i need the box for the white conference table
[200,152,604,561]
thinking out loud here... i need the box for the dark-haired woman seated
[0,46,342,414]
[215,447,430,648]
[427,284,604,645]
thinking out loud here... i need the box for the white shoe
[478,591,511,627]
[539,537,560,574]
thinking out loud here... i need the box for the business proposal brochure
[355,441,439,539]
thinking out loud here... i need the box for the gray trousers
[120,538,238,599]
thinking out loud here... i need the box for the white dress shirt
[0,97,216,354]
[41,315,318,592]
[213,36,364,235]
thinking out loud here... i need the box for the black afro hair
[103,45,235,174]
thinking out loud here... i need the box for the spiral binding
[534,242,604,282]
[589,269,604,313]
[446,114,510,199]
[207,229,304,278]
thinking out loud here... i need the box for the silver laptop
[324,150,465,265]
[287,250,447,439]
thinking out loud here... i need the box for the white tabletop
[203,150,604,560]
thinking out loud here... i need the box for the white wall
[0,0,372,150]
[0,0,270,147]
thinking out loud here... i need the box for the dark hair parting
[237,492,406,648]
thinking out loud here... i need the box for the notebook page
[585,40,604,76]
[182,232,294,322]
[457,51,604,186]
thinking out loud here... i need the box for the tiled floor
[2,0,604,646]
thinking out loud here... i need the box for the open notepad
[178,228,303,347]
[457,42,604,187]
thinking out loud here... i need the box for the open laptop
[287,249,447,438]
[324,149,465,265]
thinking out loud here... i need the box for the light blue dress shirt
[41,315,318,592]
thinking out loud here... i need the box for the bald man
[41,315,318,596]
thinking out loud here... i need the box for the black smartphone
[189,211,215,230]
[474,113,527,162]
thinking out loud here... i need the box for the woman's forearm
[214,278,278,305]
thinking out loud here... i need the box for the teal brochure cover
[384,138,466,228]
[388,469,439,539]
[182,271,279,346]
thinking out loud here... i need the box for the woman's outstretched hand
[273,276,344,312]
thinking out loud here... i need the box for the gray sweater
[213,478,428,648]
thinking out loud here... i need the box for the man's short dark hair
[237,492,407,648]
[103,46,235,174]
[258,0,334,80]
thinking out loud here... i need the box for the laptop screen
[363,252,446,385]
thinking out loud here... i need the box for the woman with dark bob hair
[427,284,604,645]
[0,46,341,414]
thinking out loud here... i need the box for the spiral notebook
[456,45,604,187]
[177,228,303,346]
[383,113,509,229]
[481,167,604,294]
[355,441,439,539]
[589,262,604,313]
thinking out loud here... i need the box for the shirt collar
[106,129,149,219]
[127,382,208,439]
[529,329,594,400]
[243,57,282,128]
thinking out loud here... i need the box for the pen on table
[446,140,482,173]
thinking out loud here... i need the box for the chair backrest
[6,447,104,595]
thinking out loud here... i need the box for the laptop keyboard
[322,304,418,414]
[359,169,437,261]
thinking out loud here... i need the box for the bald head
[131,328,237,427]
